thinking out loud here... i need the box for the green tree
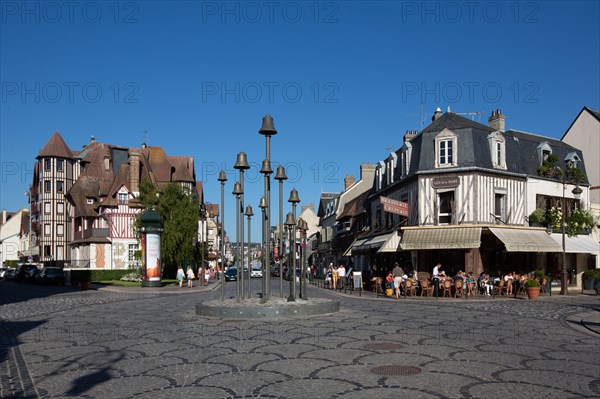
[136,179,199,278]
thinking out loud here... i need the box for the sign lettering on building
[380,196,409,217]
[432,176,460,189]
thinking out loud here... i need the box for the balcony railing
[74,228,109,240]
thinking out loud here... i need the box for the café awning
[350,232,395,254]
[378,231,401,253]
[400,227,481,250]
[489,227,562,252]
[550,234,600,254]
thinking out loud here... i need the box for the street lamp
[284,211,296,302]
[234,151,250,300]
[259,114,278,301]
[288,188,301,299]
[245,205,253,299]
[560,162,583,296]
[274,165,287,297]
[199,203,206,287]
[218,170,227,302]
[232,181,243,302]
[258,197,267,303]
[297,217,308,300]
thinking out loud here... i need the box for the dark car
[15,263,39,282]
[4,268,16,280]
[35,267,65,285]
[225,267,238,281]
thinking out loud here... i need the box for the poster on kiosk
[145,233,161,281]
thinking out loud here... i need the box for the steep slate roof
[170,156,195,182]
[37,132,73,159]
[337,190,369,220]
[317,192,339,218]
[405,112,587,183]
[65,176,100,217]
[142,146,172,187]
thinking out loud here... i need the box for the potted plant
[528,208,546,227]
[525,279,541,300]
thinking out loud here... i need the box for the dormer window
[118,193,128,204]
[537,142,553,165]
[488,131,507,170]
[435,129,458,168]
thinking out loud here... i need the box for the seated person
[385,272,394,289]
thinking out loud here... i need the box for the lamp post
[284,211,296,302]
[234,151,250,300]
[259,159,273,301]
[245,205,253,299]
[274,165,287,297]
[297,218,308,300]
[199,203,206,287]
[560,164,583,296]
[258,197,267,302]
[232,181,243,302]
[288,188,300,299]
[218,170,227,302]
[259,115,277,301]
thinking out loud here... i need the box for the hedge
[70,269,133,282]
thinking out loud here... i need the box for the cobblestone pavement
[1,280,599,398]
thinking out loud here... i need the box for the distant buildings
[28,132,199,269]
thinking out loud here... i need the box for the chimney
[301,203,315,213]
[129,150,140,195]
[488,109,506,131]
[432,107,443,121]
[344,174,356,190]
[360,162,376,181]
[90,135,95,143]
[2,209,6,224]
[404,129,418,142]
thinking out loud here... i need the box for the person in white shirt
[337,265,346,288]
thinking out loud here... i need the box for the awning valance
[378,231,401,253]
[400,227,481,250]
[351,232,395,253]
[550,234,600,254]
[489,227,562,252]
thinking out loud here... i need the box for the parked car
[4,268,15,280]
[35,267,65,285]
[251,264,263,278]
[225,267,238,281]
[15,263,39,282]
[0,267,9,280]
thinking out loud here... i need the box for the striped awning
[400,227,481,250]
[350,232,395,254]
[378,231,401,253]
[489,227,562,252]
[550,234,600,254]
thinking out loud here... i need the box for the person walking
[176,265,185,288]
[392,262,404,299]
[186,265,195,288]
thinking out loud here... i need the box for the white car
[251,264,263,278]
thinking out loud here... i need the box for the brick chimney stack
[129,150,140,195]
[301,204,315,213]
[488,109,506,131]
[344,174,356,190]
[432,107,443,121]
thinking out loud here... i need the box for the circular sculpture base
[196,297,340,319]
[141,281,162,287]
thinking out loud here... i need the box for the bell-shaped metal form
[232,182,243,195]
[258,197,267,209]
[296,217,306,230]
[218,170,227,182]
[288,188,300,203]
[260,159,273,175]
[284,211,295,227]
[245,205,254,217]
[259,114,277,136]
[274,165,287,181]
[234,151,250,170]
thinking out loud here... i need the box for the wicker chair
[441,280,452,297]
[405,279,416,296]
[454,280,464,298]
[420,279,433,297]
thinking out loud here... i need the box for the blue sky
[1,0,599,239]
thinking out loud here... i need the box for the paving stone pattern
[1,281,599,398]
